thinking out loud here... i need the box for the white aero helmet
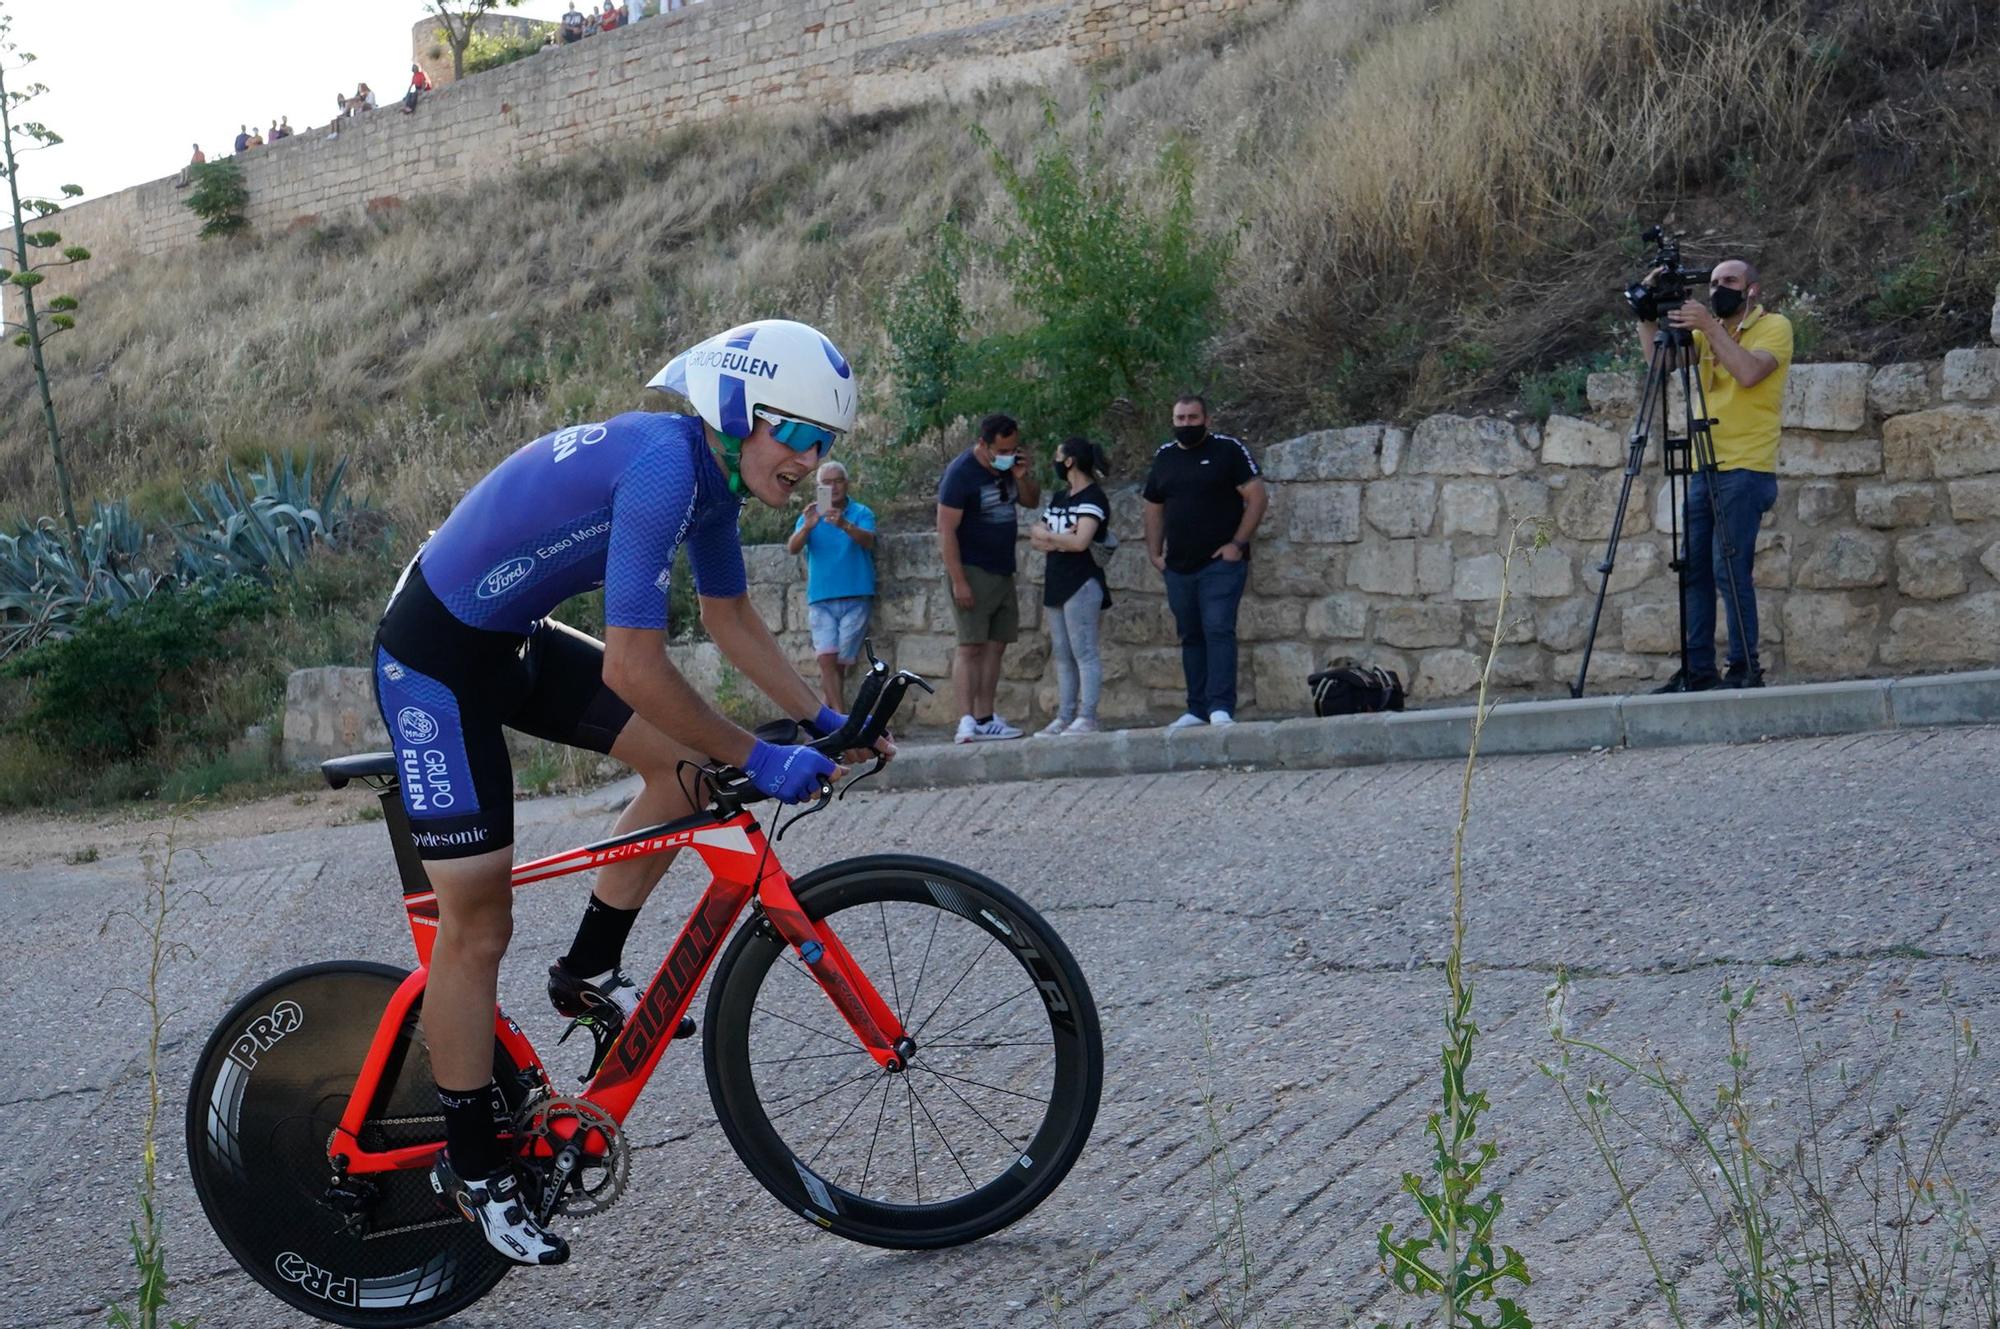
[647,319,857,442]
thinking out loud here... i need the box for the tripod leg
[1571,340,1671,698]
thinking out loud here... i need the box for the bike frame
[326,804,907,1178]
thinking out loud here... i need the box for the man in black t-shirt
[1141,395,1267,727]
[937,413,1041,743]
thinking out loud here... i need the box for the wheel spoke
[913,1062,1028,1151]
[860,1076,894,1200]
[766,1067,882,1123]
[752,1003,862,1055]
[913,1065,1049,1105]
[879,899,901,1015]
[901,910,944,1030]
[907,1077,978,1192]
[750,1048,872,1068]
[926,984,1035,1045]
[912,937,1000,1038]
[808,1067,886,1168]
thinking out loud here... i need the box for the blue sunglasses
[755,409,837,458]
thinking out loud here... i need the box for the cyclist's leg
[511,618,701,978]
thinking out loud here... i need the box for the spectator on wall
[354,83,377,113]
[561,5,586,41]
[598,0,622,29]
[785,460,877,710]
[937,413,1040,744]
[1029,437,1114,736]
[175,144,204,188]
[403,64,433,114]
[233,124,250,154]
[1142,394,1266,729]
[266,119,283,142]
[277,116,293,139]
[246,126,265,148]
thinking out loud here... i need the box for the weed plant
[1374,521,1550,1329]
[102,808,204,1329]
[1544,978,1998,1328]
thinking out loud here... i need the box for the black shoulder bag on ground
[1306,662,1406,717]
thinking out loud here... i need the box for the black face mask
[1173,424,1207,447]
[1711,285,1747,319]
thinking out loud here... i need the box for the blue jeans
[1163,559,1248,715]
[1682,468,1777,676]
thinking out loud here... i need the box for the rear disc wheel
[186,961,525,1328]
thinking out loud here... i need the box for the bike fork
[757,877,913,1070]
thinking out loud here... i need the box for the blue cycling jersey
[416,411,746,634]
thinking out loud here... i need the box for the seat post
[376,789,434,895]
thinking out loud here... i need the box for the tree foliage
[888,99,1234,452]
[426,0,527,81]
[0,2,90,570]
[184,158,249,238]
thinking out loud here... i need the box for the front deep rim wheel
[184,961,516,1328]
[704,856,1102,1249]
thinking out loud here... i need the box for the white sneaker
[1167,712,1206,730]
[431,1155,569,1266]
[1037,717,1071,736]
[972,715,1024,741]
[1208,710,1235,726]
[954,715,978,744]
[1062,717,1100,735]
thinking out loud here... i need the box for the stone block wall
[411,14,559,91]
[742,339,2000,729]
[24,0,1274,294]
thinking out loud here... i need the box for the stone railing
[729,335,2000,731]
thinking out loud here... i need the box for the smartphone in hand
[816,482,835,512]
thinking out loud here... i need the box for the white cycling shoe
[432,1153,570,1266]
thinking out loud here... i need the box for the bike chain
[514,1092,629,1222]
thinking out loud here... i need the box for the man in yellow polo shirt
[1637,258,1793,690]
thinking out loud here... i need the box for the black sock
[564,893,641,979]
[975,714,993,725]
[437,1081,507,1181]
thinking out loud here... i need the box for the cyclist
[371,319,866,1266]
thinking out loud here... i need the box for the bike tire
[185,961,520,1328]
[703,854,1102,1249]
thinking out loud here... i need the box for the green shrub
[185,159,249,239]
[888,100,1234,451]
[459,26,545,76]
[4,580,270,765]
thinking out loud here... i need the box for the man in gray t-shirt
[936,412,1040,743]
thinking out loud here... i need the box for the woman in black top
[1029,438,1113,735]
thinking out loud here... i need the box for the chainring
[514,1093,629,1219]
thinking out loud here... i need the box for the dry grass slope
[4,0,1994,538]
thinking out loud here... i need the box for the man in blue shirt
[371,320,874,1268]
[786,459,877,708]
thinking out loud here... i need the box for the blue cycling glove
[806,705,846,740]
[743,739,836,804]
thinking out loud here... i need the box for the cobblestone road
[3,728,1995,1328]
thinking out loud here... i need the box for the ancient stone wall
[739,339,2000,728]
[411,13,558,91]
[27,0,1272,292]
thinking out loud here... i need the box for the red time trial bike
[185,655,1104,1327]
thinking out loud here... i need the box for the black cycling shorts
[371,560,634,860]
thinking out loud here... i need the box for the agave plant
[174,450,352,587]
[0,503,163,660]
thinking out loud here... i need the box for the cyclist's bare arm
[603,625,757,765]
[699,592,825,721]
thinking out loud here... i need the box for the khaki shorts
[952,565,1018,645]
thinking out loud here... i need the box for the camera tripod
[1569,326,1755,698]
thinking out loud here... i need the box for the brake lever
[836,748,889,801]
[774,778,835,842]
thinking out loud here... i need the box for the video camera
[1623,224,1711,322]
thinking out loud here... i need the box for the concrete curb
[873,668,2000,791]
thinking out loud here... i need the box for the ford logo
[477,556,536,600]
